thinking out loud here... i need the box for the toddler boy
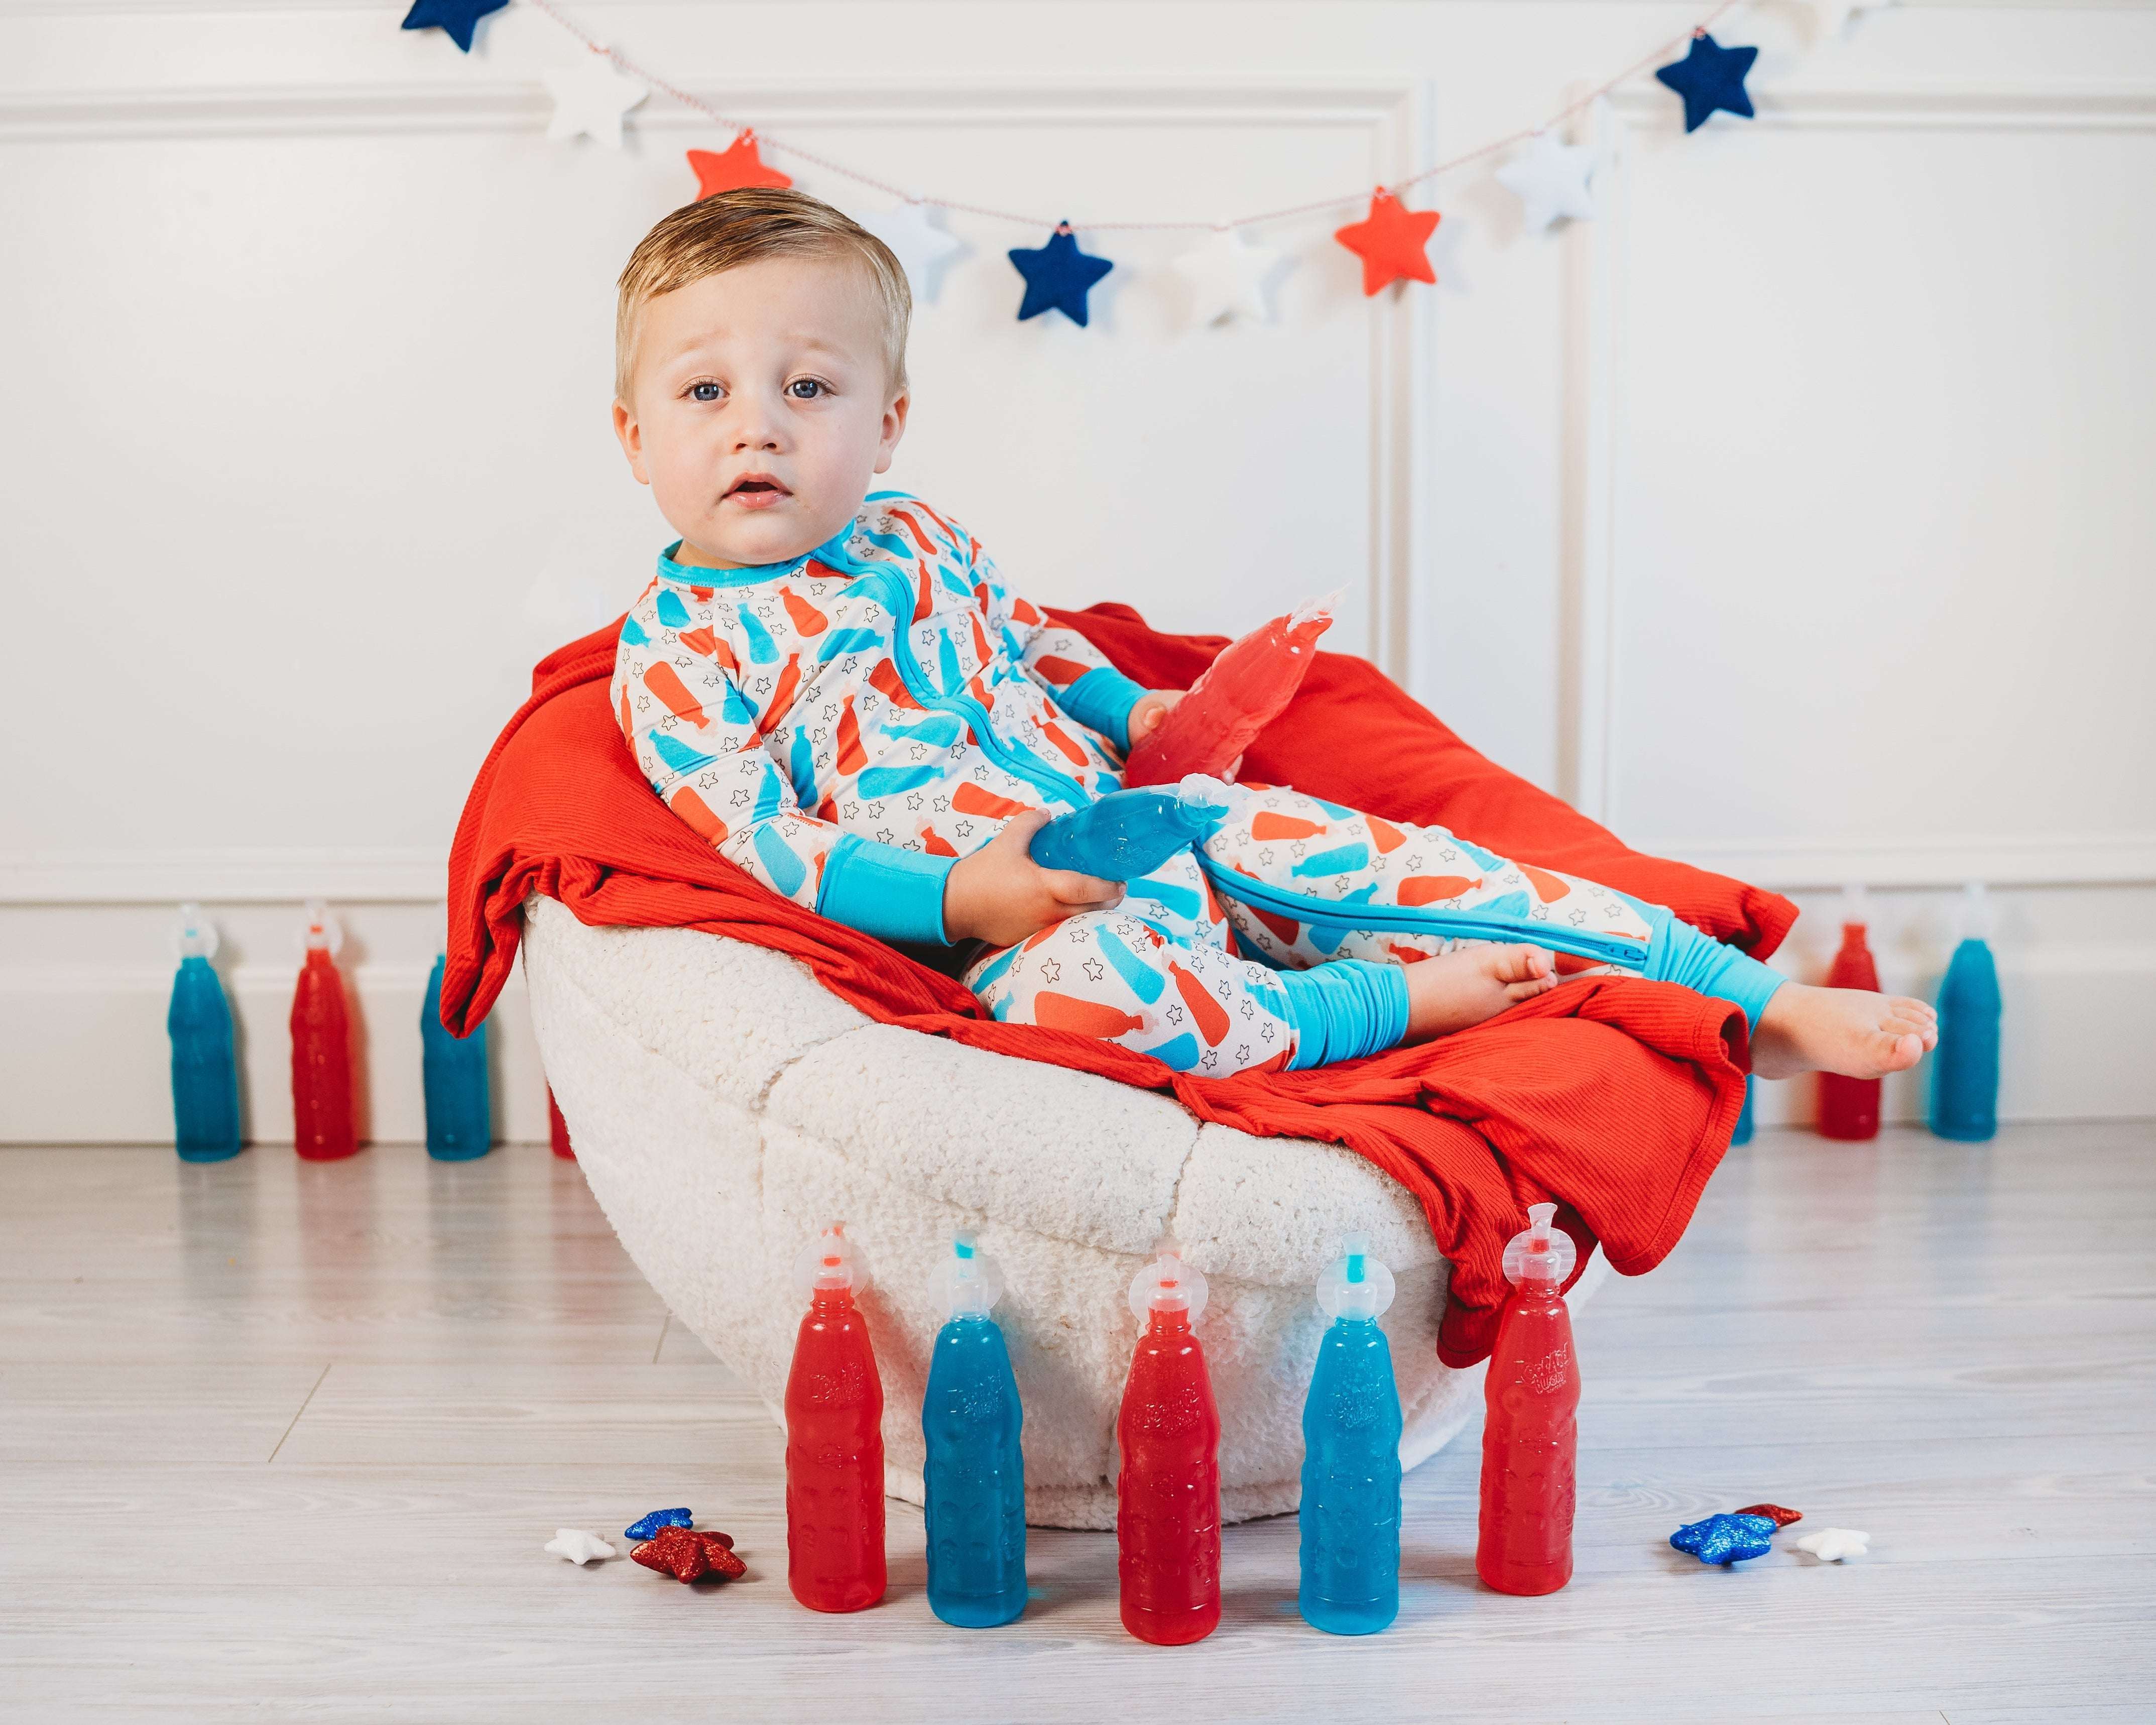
[610,188,1935,1080]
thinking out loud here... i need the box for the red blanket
[444,605,1794,1367]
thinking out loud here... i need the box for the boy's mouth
[722,473,791,510]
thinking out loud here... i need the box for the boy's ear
[613,399,652,486]
[871,391,910,477]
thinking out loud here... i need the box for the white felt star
[542,53,648,149]
[1494,130,1600,234]
[1169,227,1278,325]
[1812,0,1894,36]
[857,202,967,303]
[1795,1527,1870,1562]
[544,1528,617,1564]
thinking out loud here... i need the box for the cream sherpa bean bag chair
[523,894,1606,1529]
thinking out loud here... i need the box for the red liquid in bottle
[290,944,357,1162]
[1477,1204,1579,1596]
[1123,596,1334,786]
[785,1228,886,1613]
[1117,1247,1221,1645]
[1818,920,1882,1141]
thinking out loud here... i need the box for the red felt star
[1333,189,1441,296]
[687,130,792,199]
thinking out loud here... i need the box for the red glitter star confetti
[1333,189,1441,296]
[632,1526,746,1582]
[687,131,792,199]
[1736,1503,1803,1527]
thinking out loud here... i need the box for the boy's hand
[943,809,1123,948]
[1126,690,1183,743]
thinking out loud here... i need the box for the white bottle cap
[792,1220,872,1300]
[1501,1202,1578,1289]
[173,902,219,963]
[931,1228,1006,1319]
[299,898,344,958]
[1128,1234,1209,1323]
[1957,880,1993,941]
[1315,1230,1395,1320]
[1840,882,1869,930]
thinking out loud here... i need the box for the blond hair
[614,186,911,401]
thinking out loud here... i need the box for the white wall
[3,0,2151,1142]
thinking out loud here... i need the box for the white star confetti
[545,1528,617,1565]
[1795,1528,1870,1562]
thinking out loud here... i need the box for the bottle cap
[1840,881,1869,935]
[173,901,219,963]
[1957,879,1992,941]
[1128,1234,1208,1323]
[1314,1229,1395,1320]
[931,1228,1005,1319]
[792,1220,871,1300]
[1501,1202,1577,1289]
[299,898,344,958]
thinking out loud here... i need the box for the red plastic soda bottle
[1477,1203,1580,1596]
[1116,1238,1222,1645]
[1123,592,1337,786]
[784,1223,887,1613]
[289,900,357,1161]
[1818,887,1883,1141]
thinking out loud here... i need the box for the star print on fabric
[1038,960,1061,984]
[954,819,973,838]
[905,792,925,811]
[974,767,991,782]
[1494,128,1600,232]
[1239,999,1255,1018]
[1234,1044,1249,1063]
[1200,1049,1219,1070]
[635,695,651,712]
[729,789,750,809]
[1083,959,1106,983]
[1008,222,1114,326]
[754,677,772,696]
[1291,842,1307,858]
[910,744,927,761]
[1167,1005,1185,1025]
[934,796,950,813]
[399,0,506,53]
[1261,1021,1276,1041]
[876,830,894,844]
[688,131,792,198]
[867,801,885,818]
[1334,189,1442,295]
[542,52,649,149]
[1654,32,1759,133]
[1258,848,1275,866]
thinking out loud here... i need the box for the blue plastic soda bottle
[921,1230,1027,1628]
[1028,775,1236,881]
[1731,1074,1756,1145]
[1298,1231,1403,1634]
[421,925,491,1161]
[168,903,242,1162]
[1931,882,2001,1142]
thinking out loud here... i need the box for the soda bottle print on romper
[1116,1236,1222,1646]
[784,1222,887,1612]
[921,1231,1027,1628]
[1477,1203,1581,1596]
[1298,1231,1403,1635]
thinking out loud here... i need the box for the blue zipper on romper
[857,566,1091,814]
[1194,857,1650,970]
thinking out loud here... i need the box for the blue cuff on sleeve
[1279,960,1413,1071]
[815,832,956,946]
[1054,666,1149,751]
[1638,901,1788,1031]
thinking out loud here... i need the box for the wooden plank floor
[3,1125,2150,1723]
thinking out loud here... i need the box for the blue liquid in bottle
[921,1232,1027,1628]
[421,951,491,1161]
[1298,1233,1402,1636]
[168,903,242,1163]
[1931,885,2000,1142]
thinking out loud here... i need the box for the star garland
[414,0,1857,326]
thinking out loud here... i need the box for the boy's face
[614,253,907,569]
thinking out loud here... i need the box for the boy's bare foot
[1401,944,1558,1043]
[1751,982,1938,1080]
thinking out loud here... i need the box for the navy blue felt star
[1008,223,1114,327]
[1654,32,1759,133]
[1669,1513,1777,1565]
[399,0,508,54]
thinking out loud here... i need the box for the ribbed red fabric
[443,605,1793,1366]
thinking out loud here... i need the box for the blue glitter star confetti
[624,1507,694,1541]
[398,0,508,54]
[1653,32,1760,133]
[1008,223,1114,326]
[1669,1512,1778,1564]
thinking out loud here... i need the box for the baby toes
[1504,974,1560,1004]
[1490,944,1554,984]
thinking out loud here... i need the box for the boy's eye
[689,383,722,403]
[787,379,825,399]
